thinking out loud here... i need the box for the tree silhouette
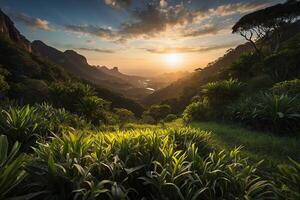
[232,0,300,54]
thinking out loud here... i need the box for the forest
[0,0,300,199]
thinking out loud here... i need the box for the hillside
[142,42,253,109]
[0,9,144,115]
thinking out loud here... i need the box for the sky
[0,0,283,76]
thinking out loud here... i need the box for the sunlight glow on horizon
[164,53,183,68]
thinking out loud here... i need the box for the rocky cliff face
[0,9,31,52]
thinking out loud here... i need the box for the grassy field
[115,119,300,165]
[189,121,300,164]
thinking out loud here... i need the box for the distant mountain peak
[111,67,119,72]
[0,9,32,52]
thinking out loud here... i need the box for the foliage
[114,108,135,125]
[16,128,285,199]
[276,159,300,200]
[201,79,244,107]
[182,99,210,124]
[232,0,300,54]
[34,103,90,131]
[271,79,300,96]
[143,104,171,123]
[49,82,116,125]
[77,96,110,125]
[263,49,300,82]
[227,52,259,80]
[0,105,43,151]
[0,135,26,199]
[0,74,9,99]
[229,93,300,133]
[163,114,177,122]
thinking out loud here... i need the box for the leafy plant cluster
[0,126,298,200]
[183,78,300,134]
[0,104,89,152]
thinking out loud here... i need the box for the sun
[164,53,183,66]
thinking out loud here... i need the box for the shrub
[34,103,90,131]
[0,74,9,99]
[49,82,96,112]
[0,135,26,199]
[143,104,171,123]
[276,159,300,199]
[19,128,279,200]
[183,99,210,123]
[271,79,300,96]
[229,93,300,133]
[201,79,244,108]
[227,52,259,80]
[76,95,110,125]
[164,114,177,122]
[263,49,300,82]
[0,105,43,151]
[114,108,135,126]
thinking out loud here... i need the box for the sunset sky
[0,0,283,76]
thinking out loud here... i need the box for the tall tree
[232,0,300,54]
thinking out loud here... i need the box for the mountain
[32,40,189,100]
[0,10,144,116]
[0,9,31,52]
[142,43,253,108]
[32,41,134,93]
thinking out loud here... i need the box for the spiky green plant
[276,159,300,200]
[0,105,42,151]
[0,135,26,199]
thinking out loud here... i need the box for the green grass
[189,121,300,164]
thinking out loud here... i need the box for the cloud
[11,12,52,31]
[65,1,274,42]
[64,24,117,40]
[182,24,230,37]
[144,42,239,54]
[118,4,196,41]
[76,47,116,53]
[104,0,132,9]
[160,0,168,8]
[208,1,273,16]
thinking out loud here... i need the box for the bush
[0,105,43,151]
[114,108,135,125]
[20,128,279,200]
[201,79,244,108]
[271,79,300,96]
[143,104,171,123]
[34,103,90,131]
[0,74,9,99]
[0,135,26,199]
[263,49,300,82]
[183,99,210,123]
[227,52,259,80]
[164,114,177,122]
[229,93,300,133]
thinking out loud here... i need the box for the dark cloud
[104,0,132,9]
[76,47,116,53]
[144,42,239,54]
[65,1,275,42]
[9,12,52,31]
[64,25,117,40]
[118,4,196,40]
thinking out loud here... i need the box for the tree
[232,0,300,54]
[114,108,135,127]
[143,104,171,123]
[0,74,9,99]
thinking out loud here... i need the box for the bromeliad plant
[0,135,26,199]
[0,105,42,151]
[20,128,280,200]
